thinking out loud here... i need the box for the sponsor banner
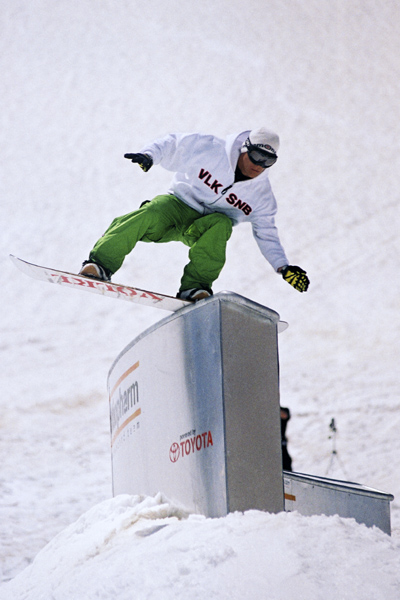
[107,297,236,516]
[170,430,214,462]
[109,361,140,446]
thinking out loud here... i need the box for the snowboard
[9,255,191,312]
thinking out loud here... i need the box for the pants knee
[187,213,233,240]
[214,213,233,238]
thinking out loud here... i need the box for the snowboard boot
[177,288,213,301]
[79,261,112,282]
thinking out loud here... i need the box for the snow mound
[3,493,400,600]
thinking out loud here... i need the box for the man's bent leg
[179,213,233,292]
[89,195,198,274]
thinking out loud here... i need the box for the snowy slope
[1,0,400,596]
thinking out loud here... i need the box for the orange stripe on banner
[111,407,141,446]
[284,493,296,502]
[109,361,139,398]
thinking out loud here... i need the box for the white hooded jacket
[139,131,288,271]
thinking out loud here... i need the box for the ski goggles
[244,139,278,168]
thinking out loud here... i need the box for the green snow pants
[89,194,233,292]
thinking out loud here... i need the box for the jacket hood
[225,130,250,170]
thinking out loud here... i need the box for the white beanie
[247,127,280,154]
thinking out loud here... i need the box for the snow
[1,0,400,597]
[2,494,400,600]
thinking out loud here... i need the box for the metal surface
[220,300,283,513]
[108,292,285,517]
[284,471,394,535]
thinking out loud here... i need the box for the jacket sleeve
[139,133,200,172]
[251,210,289,272]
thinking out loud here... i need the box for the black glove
[124,153,153,172]
[280,265,310,292]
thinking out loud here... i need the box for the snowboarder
[79,128,310,300]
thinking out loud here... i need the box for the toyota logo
[169,442,180,462]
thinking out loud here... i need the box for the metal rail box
[284,471,394,535]
[108,292,286,517]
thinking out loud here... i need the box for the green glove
[124,153,153,172]
[281,265,310,292]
